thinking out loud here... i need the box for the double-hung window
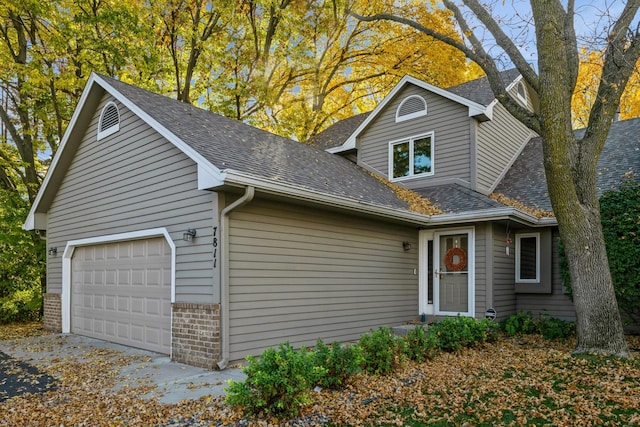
[389,132,434,180]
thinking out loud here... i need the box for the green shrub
[502,311,538,336]
[502,312,575,340]
[537,316,575,340]
[481,318,502,343]
[359,326,404,375]
[0,288,42,323]
[403,325,439,362]
[0,189,46,324]
[430,316,489,352]
[225,342,324,417]
[313,339,363,389]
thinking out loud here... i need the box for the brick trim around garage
[171,303,220,369]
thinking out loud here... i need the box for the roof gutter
[218,170,556,227]
[216,185,255,370]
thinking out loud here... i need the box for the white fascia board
[330,75,492,154]
[93,75,224,189]
[24,73,104,230]
[504,74,524,92]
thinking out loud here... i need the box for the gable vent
[396,95,427,122]
[97,101,120,140]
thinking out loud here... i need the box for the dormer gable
[328,75,494,155]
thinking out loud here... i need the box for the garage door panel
[72,238,171,354]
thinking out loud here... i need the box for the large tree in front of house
[350,0,640,357]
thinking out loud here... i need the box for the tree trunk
[532,0,629,357]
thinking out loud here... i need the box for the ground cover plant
[1,321,639,426]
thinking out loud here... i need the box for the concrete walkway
[0,334,246,404]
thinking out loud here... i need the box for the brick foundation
[43,293,62,332]
[171,303,220,369]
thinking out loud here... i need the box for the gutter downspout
[217,186,255,370]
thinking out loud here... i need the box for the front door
[434,228,474,316]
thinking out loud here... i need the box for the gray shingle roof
[415,184,504,214]
[446,68,521,106]
[101,76,410,211]
[494,117,640,211]
[307,112,370,150]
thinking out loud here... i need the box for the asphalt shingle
[102,76,410,211]
[415,184,504,214]
[494,117,640,210]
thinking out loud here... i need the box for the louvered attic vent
[396,95,427,122]
[97,101,120,140]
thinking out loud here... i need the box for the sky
[468,0,631,69]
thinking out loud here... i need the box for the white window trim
[97,101,120,140]
[396,95,427,122]
[516,81,528,105]
[388,132,435,181]
[515,232,540,283]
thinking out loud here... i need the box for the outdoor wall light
[183,229,197,242]
[48,247,57,256]
[402,241,411,251]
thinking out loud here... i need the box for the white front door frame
[420,227,475,318]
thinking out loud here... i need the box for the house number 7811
[213,226,218,268]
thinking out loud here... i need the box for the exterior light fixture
[48,247,57,256]
[402,241,411,251]
[183,229,197,242]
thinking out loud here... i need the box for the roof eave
[213,170,557,228]
[217,170,434,226]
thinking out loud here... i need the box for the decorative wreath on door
[444,247,467,271]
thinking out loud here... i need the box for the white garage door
[71,238,172,354]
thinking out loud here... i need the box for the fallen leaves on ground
[1,325,639,426]
[0,322,47,341]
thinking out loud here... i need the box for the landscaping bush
[502,311,538,336]
[502,312,575,340]
[403,325,440,362]
[430,315,491,352]
[0,288,42,323]
[481,318,502,343]
[359,326,404,374]
[313,339,363,389]
[0,189,46,324]
[225,342,324,416]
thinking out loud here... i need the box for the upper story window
[97,101,120,140]
[516,81,527,104]
[515,232,540,283]
[389,132,434,180]
[396,95,427,122]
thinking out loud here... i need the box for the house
[25,70,639,369]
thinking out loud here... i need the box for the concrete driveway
[0,333,245,404]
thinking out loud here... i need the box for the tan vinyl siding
[473,224,487,318]
[490,223,518,320]
[358,84,471,187]
[46,93,218,303]
[228,199,419,360]
[516,230,575,321]
[475,99,536,194]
